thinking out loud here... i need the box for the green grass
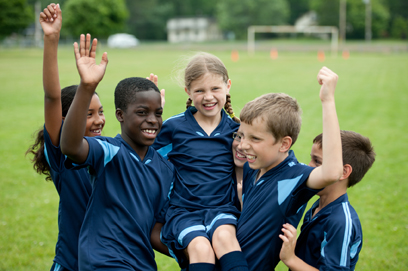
[0,43,407,270]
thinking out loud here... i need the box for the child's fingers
[80,34,86,57]
[153,75,158,86]
[43,7,53,21]
[100,52,109,68]
[73,42,80,61]
[85,34,91,56]
[90,38,98,59]
[279,234,288,243]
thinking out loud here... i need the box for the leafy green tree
[310,0,389,39]
[0,0,33,38]
[216,0,290,39]
[63,0,128,38]
[287,0,311,25]
[391,16,408,39]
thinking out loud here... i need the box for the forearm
[60,83,96,162]
[321,100,343,183]
[43,34,61,100]
[283,256,319,271]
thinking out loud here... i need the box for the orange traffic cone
[342,50,350,60]
[270,48,278,60]
[231,50,239,62]
[317,50,325,62]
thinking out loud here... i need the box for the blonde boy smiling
[235,67,343,270]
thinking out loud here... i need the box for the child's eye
[137,111,147,115]
[99,110,104,115]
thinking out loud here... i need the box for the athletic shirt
[295,193,363,271]
[67,134,174,271]
[152,107,240,209]
[236,150,318,271]
[43,123,91,271]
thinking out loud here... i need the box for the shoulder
[163,111,186,125]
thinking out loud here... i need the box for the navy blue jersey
[152,107,240,209]
[67,134,174,271]
[296,193,363,271]
[43,123,92,271]
[236,150,318,271]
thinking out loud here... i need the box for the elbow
[324,166,343,185]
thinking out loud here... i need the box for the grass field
[0,41,407,270]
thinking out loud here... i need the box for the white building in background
[166,17,222,43]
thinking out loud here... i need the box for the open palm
[74,34,108,86]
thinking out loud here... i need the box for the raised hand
[317,66,338,103]
[279,223,297,264]
[39,3,62,37]
[74,34,108,88]
[146,73,166,108]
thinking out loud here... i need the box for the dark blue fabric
[43,123,92,271]
[66,134,174,271]
[236,151,318,271]
[296,193,363,271]
[219,251,248,271]
[152,108,240,267]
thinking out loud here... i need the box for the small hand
[146,73,166,108]
[279,223,297,264]
[74,34,108,87]
[317,66,338,103]
[39,3,62,37]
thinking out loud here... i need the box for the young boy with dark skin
[60,34,174,271]
[279,130,375,271]
[234,67,343,270]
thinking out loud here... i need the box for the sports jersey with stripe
[43,123,91,271]
[236,150,318,271]
[152,107,240,267]
[295,193,363,271]
[66,134,174,271]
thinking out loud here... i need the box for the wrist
[43,33,60,41]
[79,81,99,91]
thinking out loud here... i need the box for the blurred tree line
[1,0,407,40]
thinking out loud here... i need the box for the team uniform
[295,193,363,271]
[236,150,319,271]
[152,107,240,268]
[66,134,174,271]
[43,123,92,271]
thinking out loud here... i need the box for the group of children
[27,3,376,271]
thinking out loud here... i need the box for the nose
[94,113,105,126]
[204,92,214,101]
[146,113,158,124]
[238,137,249,151]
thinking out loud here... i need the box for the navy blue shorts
[161,205,239,268]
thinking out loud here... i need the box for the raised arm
[40,3,63,145]
[60,34,108,163]
[307,67,343,189]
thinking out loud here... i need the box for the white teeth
[237,152,246,158]
[143,129,156,134]
[92,129,101,133]
[204,103,216,107]
[246,154,256,160]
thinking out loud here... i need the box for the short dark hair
[313,130,376,187]
[61,85,78,117]
[114,77,160,111]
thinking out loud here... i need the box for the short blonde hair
[240,93,302,146]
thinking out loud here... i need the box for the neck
[313,184,347,217]
[193,111,222,135]
[235,166,243,184]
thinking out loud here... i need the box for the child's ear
[226,79,231,93]
[184,87,190,96]
[279,136,292,153]
[116,108,124,122]
[340,164,352,181]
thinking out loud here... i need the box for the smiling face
[117,89,162,159]
[232,131,247,169]
[84,94,105,137]
[238,117,289,177]
[185,72,230,122]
